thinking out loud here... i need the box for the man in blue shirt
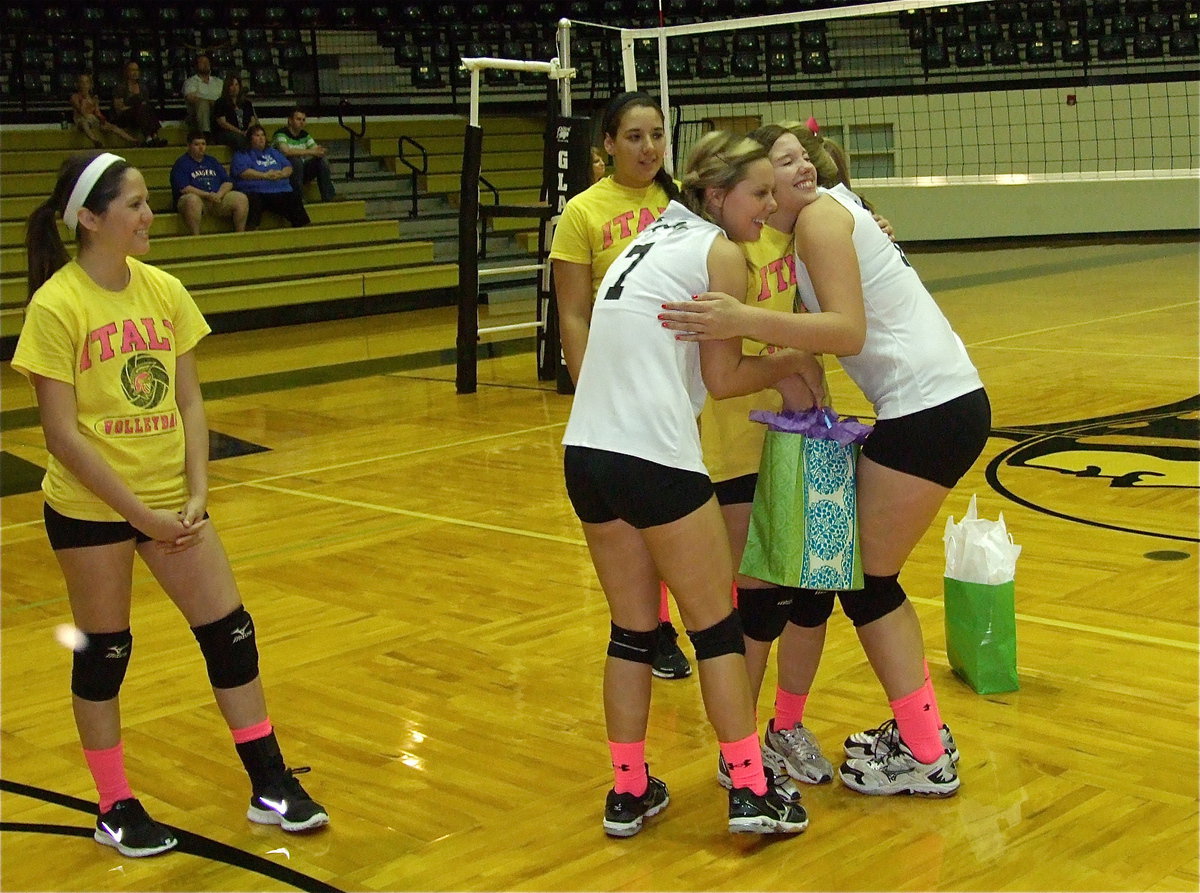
[170,131,249,235]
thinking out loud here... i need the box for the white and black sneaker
[843,718,959,764]
[94,798,178,858]
[727,768,809,835]
[247,767,330,832]
[839,739,960,797]
[764,720,834,784]
[603,774,669,838]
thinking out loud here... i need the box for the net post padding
[546,115,593,394]
[455,122,484,395]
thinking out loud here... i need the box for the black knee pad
[737,587,794,643]
[607,623,658,665]
[788,588,836,628]
[191,606,260,689]
[838,573,907,627]
[72,629,133,702]
[687,611,746,660]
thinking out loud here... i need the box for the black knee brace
[838,573,907,627]
[788,588,836,628]
[607,622,658,665]
[72,629,133,702]
[737,587,794,643]
[687,611,746,660]
[191,606,260,689]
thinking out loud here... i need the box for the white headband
[63,153,126,234]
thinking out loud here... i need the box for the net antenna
[454,44,577,395]
[563,0,992,177]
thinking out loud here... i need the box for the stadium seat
[1145,14,1173,35]
[802,48,832,73]
[412,64,443,89]
[1132,33,1163,57]
[1097,35,1127,59]
[1168,30,1198,55]
[733,33,760,53]
[766,49,796,76]
[921,43,951,68]
[250,65,285,96]
[1062,37,1090,62]
[931,6,959,26]
[956,42,985,66]
[1124,0,1153,14]
[1025,39,1054,63]
[993,3,1023,24]
[395,44,422,66]
[1043,20,1072,41]
[1093,0,1119,17]
[1027,2,1055,22]
[731,51,761,77]
[1110,15,1140,37]
[696,54,726,78]
[943,23,967,44]
[1065,37,1094,62]
[228,7,251,27]
[991,40,1019,64]
[976,22,1002,45]
[1009,21,1036,42]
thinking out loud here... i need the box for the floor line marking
[966,300,1197,347]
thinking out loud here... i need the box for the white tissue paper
[943,494,1022,585]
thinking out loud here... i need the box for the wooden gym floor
[1,234,1197,891]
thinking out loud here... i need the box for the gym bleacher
[1,0,1196,360]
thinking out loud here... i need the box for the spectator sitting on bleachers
[112,61,167,147]
[171,131,250,235]
[182,54,223,137]
[212,75,258,151]
[70,73,138,148]
[232,124,310,229]
[272,107,337,202]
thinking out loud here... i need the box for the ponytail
[26,153,132,301]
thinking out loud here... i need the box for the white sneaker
[843,718,959,764]
[839,739,960,797]
[764,719,833,784]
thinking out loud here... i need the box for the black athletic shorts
[44,503,208,551]
[563,446,714,529]
[860,388,991,488]
[713,472,757,507]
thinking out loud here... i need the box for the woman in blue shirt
[231,125,309,229]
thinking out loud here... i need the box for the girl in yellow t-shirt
[13,154,329,858]
[549,91,689,679]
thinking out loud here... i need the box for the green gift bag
[739,429,864,591]
[943,577,1019,694]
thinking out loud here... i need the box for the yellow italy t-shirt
[700,224,799,484]
[549,176,673,296]
[11,258,211,521]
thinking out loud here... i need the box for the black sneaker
[247,767,330,832]
[651,621,692,680]
[94,798,179,857]
[603,774,669,837]
[727,768,809,835]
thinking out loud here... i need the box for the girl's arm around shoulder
[793,195,866,355]
[698,236,812,399]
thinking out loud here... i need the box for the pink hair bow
[805,116,819,134]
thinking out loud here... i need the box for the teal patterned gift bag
[739,409,869,591]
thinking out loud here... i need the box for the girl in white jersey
[14,155,329,858]
[551,91,692,679]
[563,131,819,838]
[660,125,990,799]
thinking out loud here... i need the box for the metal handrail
[336,98,367,180]
[477,174,501,257]
[395,136,428,218]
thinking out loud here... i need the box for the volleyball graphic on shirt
[121,353,170,409]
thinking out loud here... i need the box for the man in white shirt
[181,54,223,135]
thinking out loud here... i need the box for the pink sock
[658,582,671,623]
[923,659,943,728]
[84,743,135,813]
[719,732,767,795]
[608,740,647,795]
[231,718,273,745]
[773,688,809,731]
[889,686,944,763]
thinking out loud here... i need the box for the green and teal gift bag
[739,408,871,591]
[942,495,1023,694]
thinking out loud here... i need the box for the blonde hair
[677,130,769,223]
